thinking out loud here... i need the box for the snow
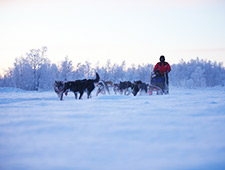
[0,87,225,170]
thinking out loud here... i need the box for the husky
[118,81,134,95]
[54,81,65,100]
[96,80,113,96]
[132,81,148,96]
[54,73,100,100]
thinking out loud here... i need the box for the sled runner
[149,71,168,95]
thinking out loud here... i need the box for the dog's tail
[94,72,100,83]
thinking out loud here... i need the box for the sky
[0,0,225,76]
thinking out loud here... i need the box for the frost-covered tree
[112,61,126,82]
[136,64,153,83]
[38,58,56,90]
[191,66,206,87]
[99,60,112,81]
[170,58,225,88]
[26,46,48,90]
[10,56,33,90]
[59,56,73,81]
[127,64,138,81]
[1,46,54,90]
[1,52,225,90]
[84,61,94,77]
[75,63,86,79]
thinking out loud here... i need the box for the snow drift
[0,87,225,170]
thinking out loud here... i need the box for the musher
[153,55,171,92]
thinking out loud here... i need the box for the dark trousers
[165,73,169,86]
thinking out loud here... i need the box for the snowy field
[0,87,225,170]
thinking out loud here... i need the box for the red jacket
[154,62,171,74]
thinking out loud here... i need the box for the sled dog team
[54,56,171,100]
[54,74,161,100]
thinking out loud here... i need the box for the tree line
[0,47,225,90]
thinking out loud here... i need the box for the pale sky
[1,0,225,76]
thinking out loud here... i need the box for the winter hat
[160,55,165,62]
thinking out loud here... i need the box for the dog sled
[149,71,169,95]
